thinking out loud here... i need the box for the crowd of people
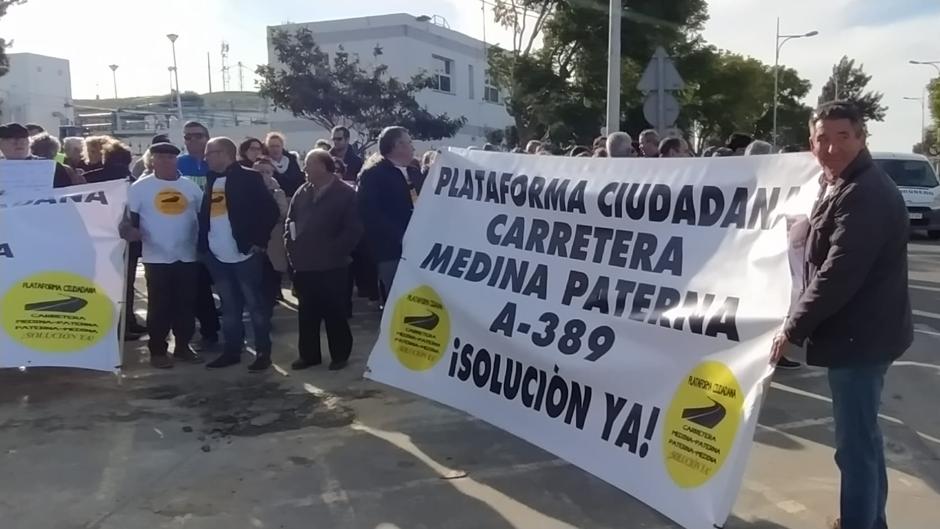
[0,119,812,374]
[1,119,421,374]
[0,98,916,529]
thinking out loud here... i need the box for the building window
[431,55,454,94]
[468,64,475,100]
[484,71,500,103]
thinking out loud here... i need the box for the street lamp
[167,66,175,97]
[167,33,183,120]
[108,64,118,99]
[904,95,927,148]
[773,18,818,147]
[909,59,940,77]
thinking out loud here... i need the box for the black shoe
[776,356,802,370]
[150,355,174,369]
[193,337,219,352]
[328,360,348,371]
[206,354,241,369]
[173,346,204,364]
[291,358,321,370]
[248,356,272,372]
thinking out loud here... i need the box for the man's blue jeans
[202,252,272,357]
[828,363,891,529]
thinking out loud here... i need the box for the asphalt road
[0,237,937,529]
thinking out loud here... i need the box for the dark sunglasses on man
[184,133,206,141]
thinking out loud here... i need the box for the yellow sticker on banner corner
[154,188,189,215]
[662,361,744,488]
[389,285,450,371]
[1,271,114,353]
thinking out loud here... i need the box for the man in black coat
[356,126,421,303]
[330,126,363,182]
[771,101,912,529]
[199,137,280,371]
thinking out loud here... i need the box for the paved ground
[1,237,938,529]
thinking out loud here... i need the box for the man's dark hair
[102,140,133,167]
[659,137,682,157]
[809,100,867,137]
[238,137,265,161]
[379,126,408,157]
[726,133,753,152]
[183,120,209,135]
[332,126,350,140]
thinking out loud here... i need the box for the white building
[264,13,514,153]
[0,53,73,135]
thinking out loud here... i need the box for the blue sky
[1,0,937,151]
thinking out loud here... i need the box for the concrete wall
[0,53,73,134]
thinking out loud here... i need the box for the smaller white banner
[0,159,56,196]
[0,180,128,372]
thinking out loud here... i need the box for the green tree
[0,0,25,79]
[818,56,887,122]
[912,126,939,156]
[676,47,811,150]
[257,29,466,153]
[929,78,940,142]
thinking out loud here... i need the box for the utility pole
[108,64,119,99]
[167,34,183,120]
[207,52,213,93]
[221,41,231,91]
[237,61,245,92]
[605,0,621,135]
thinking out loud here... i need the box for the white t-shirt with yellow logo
[208,177,251,263]
[127,175,203,264]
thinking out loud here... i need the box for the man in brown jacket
[771,101,913,529]
[285,149,363,371]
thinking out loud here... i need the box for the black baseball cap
[0,123,29,139]
[151,134,171,145]
[150,142,181,155]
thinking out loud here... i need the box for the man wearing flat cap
[123,141,205,368]
[0,122,77,188]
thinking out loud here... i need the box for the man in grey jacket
[771,101,913,529]
[286,149,363,371]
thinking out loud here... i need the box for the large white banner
[367,149,821,529]
[0,180,127,372]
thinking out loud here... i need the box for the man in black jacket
[199,137,280,371]
[330,126,363,182]
[357,126,421,304]
[771,102,912,529]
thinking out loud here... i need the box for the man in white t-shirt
[122,142,204,369]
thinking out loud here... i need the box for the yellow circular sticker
[662,361,743,488]
[1,271,114,353]
[154,188,189,215]
[389,285,450,371]
[210,190,227,217]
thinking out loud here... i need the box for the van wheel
[929,230,940,240]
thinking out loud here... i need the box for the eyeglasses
[332,137,345,142]
[184,133,206,141]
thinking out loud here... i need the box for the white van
[871,152,940,239]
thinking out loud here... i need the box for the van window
[874,159,939,188]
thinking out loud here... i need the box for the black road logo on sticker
[24,296,89,314]
[681,399,726,429]
[404,311,440,331]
